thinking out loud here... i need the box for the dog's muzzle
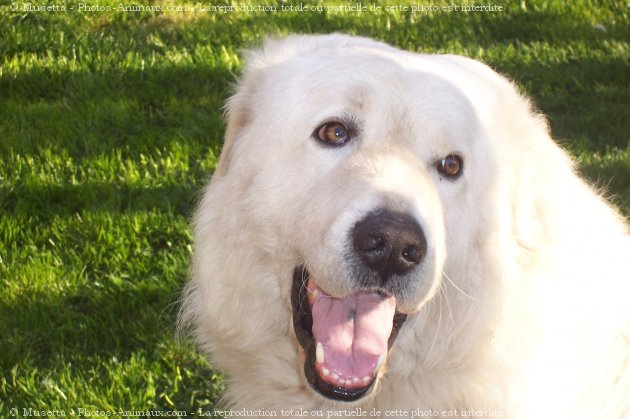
[291,209,426,402]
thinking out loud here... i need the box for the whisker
[439,283,455,325]
[423,295,442,367]
[300,264,309,289]
[442,271,481,303]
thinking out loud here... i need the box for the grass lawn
[1,0,629,416]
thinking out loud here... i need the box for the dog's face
[214,36,500,402]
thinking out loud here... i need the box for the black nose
[352,210,427,284]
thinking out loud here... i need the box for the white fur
[180,34,630,418]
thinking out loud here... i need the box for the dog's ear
[214,41,276,176]
[510,115,575,252]
[214,36,307,176]
[214,86,250,176]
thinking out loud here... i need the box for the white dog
[179,34,630,418]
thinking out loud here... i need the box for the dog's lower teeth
[320,371,370,387]
[316,342,325,364]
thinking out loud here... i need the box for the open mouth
[291,266,407,402]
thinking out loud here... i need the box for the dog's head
[205,34,535,402]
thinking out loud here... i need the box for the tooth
[316,342,325,364]
[307,288,318,305]
[376,353,385,370]
[362,376,371,383]
[339,378,346,385]
[332,372,339,381]
[352,377,359,384]
[322,367,330,377]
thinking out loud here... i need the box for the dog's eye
[315,122,349,145]
[437,154,463,179]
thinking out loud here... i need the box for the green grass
[1,0,629,416]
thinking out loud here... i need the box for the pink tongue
[308,281,396,381]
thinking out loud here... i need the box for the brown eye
[316,122,349,145]
[437,154,463,179]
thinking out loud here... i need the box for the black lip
[291,265,407,402]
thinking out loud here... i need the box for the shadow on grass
[0,64,230,160]
[579,158,630,217]
[0,280,224,411]
[498,56,630,151]
[0,280,176,369]
[1,181,201,219]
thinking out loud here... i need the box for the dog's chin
[291,265,407,402]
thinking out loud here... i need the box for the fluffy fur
[179,34,630,418]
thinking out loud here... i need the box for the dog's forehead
[272,47,423,94]
[259,46,476,122]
